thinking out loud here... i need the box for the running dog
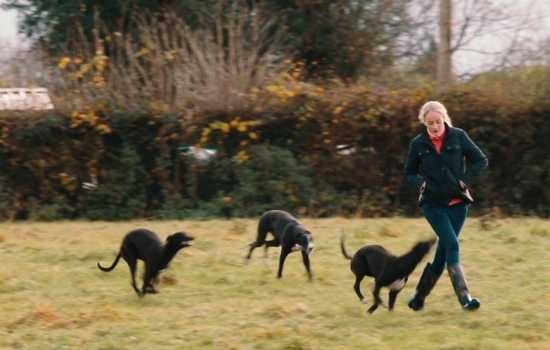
[340,235,435,313]
[97,229,194,296]
[246,210,314,280]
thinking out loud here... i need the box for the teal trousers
[421,202,468,276]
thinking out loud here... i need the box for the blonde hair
[418,101,453,126]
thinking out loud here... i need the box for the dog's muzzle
[307,242,314,255]
[292,242,314,254]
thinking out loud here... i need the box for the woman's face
[423,110,445,138]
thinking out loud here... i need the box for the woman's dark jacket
[404,124,488,206]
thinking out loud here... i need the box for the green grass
[0,218,548,349]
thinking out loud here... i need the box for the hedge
[1,85,548,220]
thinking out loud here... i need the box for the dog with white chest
[340,235,435,313]
[246,210,314,280]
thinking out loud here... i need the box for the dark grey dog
[341,235,435,313]
[246,210,314,280]
[97,229,194,296]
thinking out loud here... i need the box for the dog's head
[166,231,194,250]
[293,226,314,255]
[412,238,436,258]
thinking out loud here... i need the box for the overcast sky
[451,0,550,75]
[0,6,20,46]
[1,1,549,75]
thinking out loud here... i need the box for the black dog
[340,235,435,313]
[246,210,314,280]
[97,229,194,296]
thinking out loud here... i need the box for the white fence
[0,88,54,110]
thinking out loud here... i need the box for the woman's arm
[460,131,489,185]
[404,139,424,189]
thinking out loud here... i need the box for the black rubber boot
[408,263,441,311]
[447,264,480,311]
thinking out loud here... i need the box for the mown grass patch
[0,218,548,349]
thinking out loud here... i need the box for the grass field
[0,217,548,350]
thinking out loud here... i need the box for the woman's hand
[458,180,467,190]
[418,181,426,202]
[420,181,426,192]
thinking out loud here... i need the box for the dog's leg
[367,283,383,314]
[263,239,279,258]
[246,241,263,260]
[301,250,313,281]
[125,256,141,296]
[146,275,160,294]
[353,275,367,303]
[247,226,269,260]
[388,289,400,310]
[277,247,291,279]
[141,264,157,296]
[367,302,379,313]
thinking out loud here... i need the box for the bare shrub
[49,2,287,117]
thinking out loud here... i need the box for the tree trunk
[437,0,453,94]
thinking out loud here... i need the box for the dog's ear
[165,232,181,241]
[171,231,194,241]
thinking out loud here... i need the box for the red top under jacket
[429,127,462,206]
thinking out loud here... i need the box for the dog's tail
[97,252,122,272]
[340,234,352,260]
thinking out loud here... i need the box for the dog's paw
[367,306,378,314]
[361,298,369,304]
